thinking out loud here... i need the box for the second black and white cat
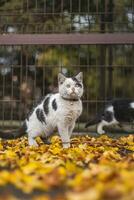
[85,99,134,134]
[0,72,84,148]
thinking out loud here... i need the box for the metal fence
[0,0,133,34]
[0,0,134,131]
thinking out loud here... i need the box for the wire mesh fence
[0,44,134,130]
[0,0,134,131]
[0,0,133,34]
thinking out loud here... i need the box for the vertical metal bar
[44,45,47,95]
[2,48,5,128]
[70,0,72,32]
[25,45,28,113]
[59,45,62,72]
[61,45,64,72]
[107,45,113,99]
[10,45,14,127]
[43,64,45,96]
[105,0,108,14]
[86,44,90,127]
[87,0,90,33]
[61,0,63,13]
[100,0,106,33]
[43,45,46,96]
[19,45,23,124]
[95,44,98,114]
[35,0,38,11]
[61,0,63,33]
[88,0,90,11]
[52,0,55,14]
[123,64,125,98]
[78,0,81,31]
[123,45,126,98]
[78,0,81,13]
[96,0,99,13]
[27,0,29,11]
[70,44,73,70]
[25,46,28,84]
[107,0,114,32]
[99,0,106,104]
[99,45,106,102]
[133,1,134,29]
[113,46,116,98]
[77,43,81,132]
[34,48,37,103]
[44,0,46,13]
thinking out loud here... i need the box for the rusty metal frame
[0,33,134,45]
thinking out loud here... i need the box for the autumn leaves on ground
[0,135,134,200]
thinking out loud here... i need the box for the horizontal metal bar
[0,11,129,15]
[0,34,134,45]
[0,64,133,68]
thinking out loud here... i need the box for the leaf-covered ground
[0,134,134,200]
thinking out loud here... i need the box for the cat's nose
[72,87,75,92]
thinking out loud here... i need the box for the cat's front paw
[28,138,39,147]
[63,142,70,148]
[98,130,105,135]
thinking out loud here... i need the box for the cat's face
[58,72,84,99]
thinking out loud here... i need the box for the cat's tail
[0,122,27,139]
[85,115,101,128]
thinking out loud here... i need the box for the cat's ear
[58,73,66,84]
[75,72,83,82]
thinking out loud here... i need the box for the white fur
[25,72,83,148]
[97,118,119,134]
[130,102,134,109]
[106,105,114,112]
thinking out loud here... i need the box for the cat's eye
[75,83,82,88]
[66,84,71,88]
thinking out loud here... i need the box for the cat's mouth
[70,92,77,97]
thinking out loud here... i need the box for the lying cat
[85,99,134,134]
[0,72,84,148]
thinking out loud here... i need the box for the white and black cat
[0,72,84,148]
[85,99,134,134]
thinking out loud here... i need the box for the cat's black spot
[103,111,113,122]
[40,109,46,124]
[72,77,82,88]
[43,96,50,115]
[36,108,46,124]
[52,99,57,111]
[36,109,42,123]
